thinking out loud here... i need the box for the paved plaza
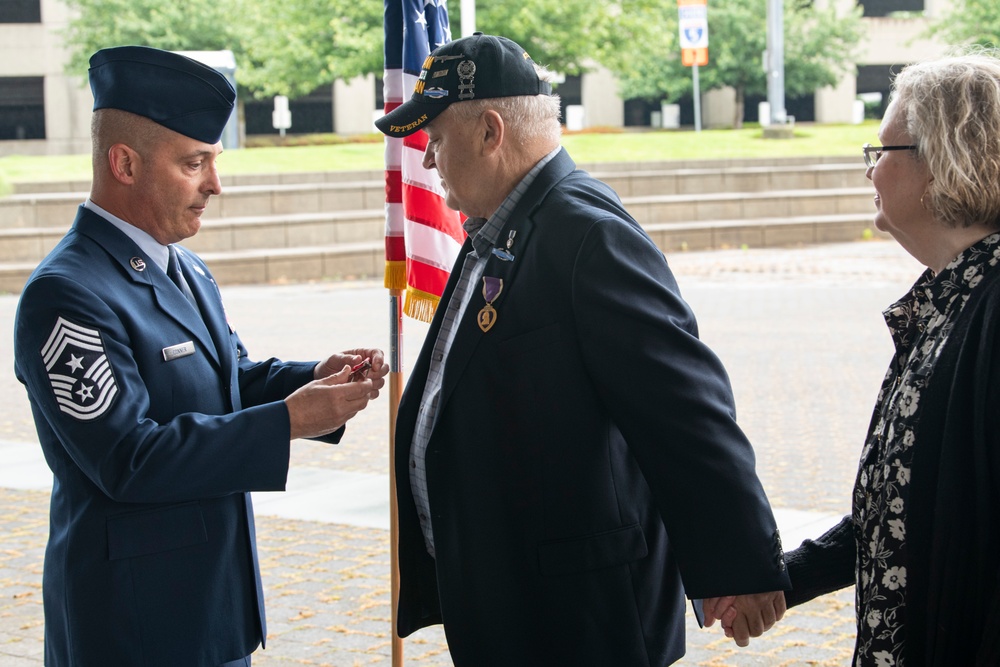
[0,239,924,666]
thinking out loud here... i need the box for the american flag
[383,0,465,322]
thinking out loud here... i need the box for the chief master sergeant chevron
[13,45,388,666]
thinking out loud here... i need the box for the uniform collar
[84,199,169,272]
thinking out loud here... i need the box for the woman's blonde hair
[892,48,1000,229]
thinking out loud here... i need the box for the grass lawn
[0,121,881,186]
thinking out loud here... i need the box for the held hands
[285,348,389,440]
[702,591,787,647]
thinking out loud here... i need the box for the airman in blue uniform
[13,46,388,666]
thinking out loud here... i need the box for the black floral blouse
[853,232,1000,666]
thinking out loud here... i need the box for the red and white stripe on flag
[383,0,465,322]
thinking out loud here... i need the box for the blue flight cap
[88,46,236,144]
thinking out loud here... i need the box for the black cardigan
[783,262,1000,667]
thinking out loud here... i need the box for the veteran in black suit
[374,33,789,666]
[13,46,387,666]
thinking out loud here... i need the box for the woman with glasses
[708,50,1000,665]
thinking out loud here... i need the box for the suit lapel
[397,150,578,448]
[435,217,533,415]
[435,149,576,419]
[72,207,222,371]
[396,237,470,449]
[172,247,229,372]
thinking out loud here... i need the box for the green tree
[62,0,382,100]
[232,0,382,98]
[467,0,612,76]
[62,0,862,129]
[62,0,612,101]
[62,0,239,76]
[597,0,864,128]
[593,0,690,102]
[926,0,1000,48]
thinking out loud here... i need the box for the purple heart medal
[478,276,503,332]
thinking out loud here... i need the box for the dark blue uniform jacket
[14,206,339,666]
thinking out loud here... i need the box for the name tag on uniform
[162,341,195,361]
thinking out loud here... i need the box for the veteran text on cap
[375,33,553,138]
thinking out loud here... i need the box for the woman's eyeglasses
[863,143,918,169]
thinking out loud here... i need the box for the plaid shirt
[409,147,560,556]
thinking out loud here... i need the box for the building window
[556,75,582,125]
[859,0,924,17]
[0,0,42,23]
[0,77,46,140]
[244,86,333,136]
[744,92,816,123]
[857,64,896,118]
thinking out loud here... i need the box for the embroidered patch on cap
[41,316,119,421]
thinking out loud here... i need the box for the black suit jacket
[394,150,789,666]
[14,206,340,666]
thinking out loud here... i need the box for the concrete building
[808,0,953,125]
[0,0,957,156]
[0,0,91,155]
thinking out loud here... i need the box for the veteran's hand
[704,590,786,647]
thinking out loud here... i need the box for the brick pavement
[0,240,923,666]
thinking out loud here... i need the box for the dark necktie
[167,246,198,309]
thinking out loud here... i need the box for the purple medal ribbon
[482,276,503,303]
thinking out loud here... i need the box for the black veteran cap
[375,33,553,138]
[89,46,236,144]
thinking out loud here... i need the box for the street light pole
[766,0,787,127]
[460,0,476,37]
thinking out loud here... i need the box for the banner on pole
[383,0,465,322]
